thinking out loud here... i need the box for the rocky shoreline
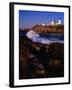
[19,36,64,79]
[21,24,64,34]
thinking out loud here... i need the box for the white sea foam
[26,30,39,39]
[26,30,64,44]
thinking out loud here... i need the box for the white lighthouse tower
[58,18,61,24]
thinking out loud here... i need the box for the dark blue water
[40,34,64,41]
[20,31,64,41]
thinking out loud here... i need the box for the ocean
[19,31,64,44]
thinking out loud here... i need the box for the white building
[50,20,56,25]
[50,19,62,25]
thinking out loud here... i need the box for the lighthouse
[58,18,61,24]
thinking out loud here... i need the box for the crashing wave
[26,30,64,44]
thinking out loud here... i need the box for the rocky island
[21,24,64,34]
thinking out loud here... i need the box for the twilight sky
[19,10,64,29]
